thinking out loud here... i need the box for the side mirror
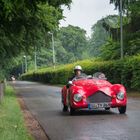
[68,81,73,85]
[66,81,73,88]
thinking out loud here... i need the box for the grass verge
[0,85,33,140]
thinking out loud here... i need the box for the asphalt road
[12,81,140,140]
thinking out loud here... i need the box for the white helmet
[74,65,82,71]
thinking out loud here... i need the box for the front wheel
[105,107,110,111]
[62,104,68,112]
[118,106,126,114]
[68,106,76,115]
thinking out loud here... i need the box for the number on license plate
[88,103,110,109]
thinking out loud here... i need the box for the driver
[69,65,86,81]
[66,65,86,88]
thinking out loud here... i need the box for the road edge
[17,93,50,140]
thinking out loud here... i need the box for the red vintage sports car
[61,72,127,115]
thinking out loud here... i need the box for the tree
[0,0,72,57]
[27,25,88,68]
[110,0,133,12]
[88,15,119,58]
[0,0,72,79]
[100,38,120,60]
[109,0,140,57]
[57,25,88,61]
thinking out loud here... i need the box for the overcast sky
[60,0,118,37]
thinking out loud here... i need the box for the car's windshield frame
[72,72,107,81]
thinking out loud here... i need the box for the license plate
[88,102,111,109]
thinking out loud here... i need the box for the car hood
[72,79,113,97]
[73,79,112,87]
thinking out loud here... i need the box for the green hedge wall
[21,55,140,91]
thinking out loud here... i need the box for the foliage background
[0,0,140,87]
[21,55,140,91]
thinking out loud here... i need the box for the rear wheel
[118,106,126,114]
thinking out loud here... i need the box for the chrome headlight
[73,94,82,102]
[117,91,124,100]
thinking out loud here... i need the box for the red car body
[61,73,127,115]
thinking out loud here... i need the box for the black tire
[105,107,110,111]
[69,106,76,115]
[63,105,68,112]
[118,106,126,114]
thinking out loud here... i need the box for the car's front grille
[87,91,111,103]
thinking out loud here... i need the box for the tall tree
[110,0,132,12]
[58,25,88,61]
[0,0,72,59]
[88,15,119,57]
[108,0,140,57]
[0,0,72,79]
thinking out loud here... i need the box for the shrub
[21,55,140,91]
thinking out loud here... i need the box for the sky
[60,0,118,37]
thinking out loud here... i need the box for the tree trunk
[0,83,4,103]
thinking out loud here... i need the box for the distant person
[11,75,15,81]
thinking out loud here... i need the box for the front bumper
[71,97,127,109]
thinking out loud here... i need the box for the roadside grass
[0,86,33,140]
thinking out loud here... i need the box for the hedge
[21,55,140,91]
